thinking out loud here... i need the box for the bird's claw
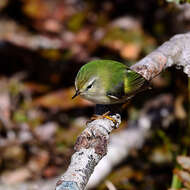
[86,111,118,126]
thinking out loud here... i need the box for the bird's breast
[81,88,111,104]
[80,92,125,104]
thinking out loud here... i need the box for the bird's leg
[86,111,109,124]
[90,111,110,120]
[87,111,118,126]
[100,112,119,125]
[86,104,122,125]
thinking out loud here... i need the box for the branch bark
[55,32,190,190]
[131,32,190,79]
[56,115,121,190]
[87,94,174,188]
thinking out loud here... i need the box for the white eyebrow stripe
[74,80,78,91]
[87,76,98,86]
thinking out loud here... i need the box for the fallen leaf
[24,82,50,93]
[43,166,58,178]
[120,43,141,60]
[33,88,93,110]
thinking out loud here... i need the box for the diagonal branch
[131,32,190,80]
[55,32,190,190]
[56,115,121,190]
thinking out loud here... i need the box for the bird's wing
[124,68,148,95]
[106,68,148,103]
[106,79,125,101]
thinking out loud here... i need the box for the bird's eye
[86,83,93,90]
[86,79,96,91]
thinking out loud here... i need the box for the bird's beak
[72,90,80,99]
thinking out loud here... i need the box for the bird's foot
[90,111,111,121]
[87,111,118,125]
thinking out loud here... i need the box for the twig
[56,32,190,190]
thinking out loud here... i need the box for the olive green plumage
[73,59,148,104]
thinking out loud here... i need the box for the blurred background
[0,0,189,189]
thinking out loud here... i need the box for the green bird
[72,59,148,106]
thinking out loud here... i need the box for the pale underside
[81,93,133,104]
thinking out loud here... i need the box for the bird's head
[72,59,128,104]
[72,62,100,100]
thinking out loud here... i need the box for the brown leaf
[22,0,73,32]
[102,27,156,61]
[23,82,50,93]
[75,28,91,44]
[43,166,58,178]
[120,43,141,60]
[33,88,93,110]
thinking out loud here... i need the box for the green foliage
[171,174,182,189]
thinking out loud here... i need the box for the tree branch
[131,32,190,79]
[55,32,190,190]
[87,94,174,188]
[56,115,121,190]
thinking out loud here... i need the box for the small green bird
[72,59,148,106]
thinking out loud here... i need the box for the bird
[72,59,149,122]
